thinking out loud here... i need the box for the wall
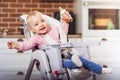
[73,0,82,34]
[0,0,73,35]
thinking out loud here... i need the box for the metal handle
[17,71,24,76]
[101,38,107,41]
[17,38,24,42]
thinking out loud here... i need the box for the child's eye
[34,23,38,26]
[41,19,44,22]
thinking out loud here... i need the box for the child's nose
[39,24,43,27]
[39,24,45,29]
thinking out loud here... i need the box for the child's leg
[63,54,112,74]
[71,54,82,67]
[79,56,102,74]
[79,56,112,74]
[69,53,102,74]
[62,59,77,69]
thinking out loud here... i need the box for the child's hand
[59,7,73,23]
[7,41,19,49]
[61,12,73,23]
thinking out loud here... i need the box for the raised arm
[59,7,73,34]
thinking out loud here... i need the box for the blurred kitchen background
[1,0,120,80]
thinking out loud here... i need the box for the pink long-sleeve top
[18,22,69,51]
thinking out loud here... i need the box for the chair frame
[19,14,97,80]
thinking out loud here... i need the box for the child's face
[29,15,49,35]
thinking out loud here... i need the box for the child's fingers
[61,13,73,23]
[7,41,14,49]
[8,42,12,45]
[62,17,73,23]
[7,42,11,49]
[7,41,19,49]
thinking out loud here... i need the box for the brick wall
[0,0,73,35]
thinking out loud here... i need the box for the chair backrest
[19,14,31,39]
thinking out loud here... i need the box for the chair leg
[65,68,70,80]
[24,59,36,80]
[92,74,97,80]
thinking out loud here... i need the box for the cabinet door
[0,38,32,71]
[89,41,120,66]
[69,38,81,42]
[89,42,120,80]
[0,51,31,71]
[0,38,42,80]
[0,70,41,80]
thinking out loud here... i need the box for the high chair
[19,14,98,80]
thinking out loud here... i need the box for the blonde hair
[27,11,44,27]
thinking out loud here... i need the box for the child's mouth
[40,27,46,30]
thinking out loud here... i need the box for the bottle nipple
[59,7,67,15]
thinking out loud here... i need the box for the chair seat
[68,67,92,80]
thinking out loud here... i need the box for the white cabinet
[82,36,120,42]
[89,41,120,66]
[0,51,31,71]
[89,41,120,80]
[0,38,32,71]
[0,70,41,80]
[0,38,41,80]
[69,38,81,42]
[68,34,82,42]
